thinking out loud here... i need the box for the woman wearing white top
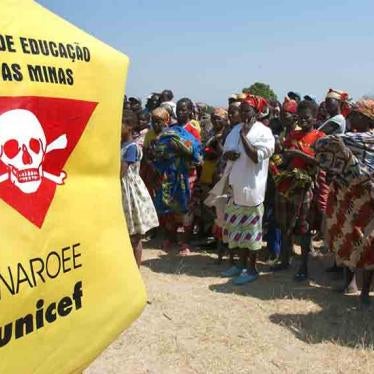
[221,97,275,285]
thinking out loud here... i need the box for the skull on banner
[0,109,47,193]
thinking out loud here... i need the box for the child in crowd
[272,100,325,280]
[215,104,242,262]
[133,110,151,148]
[205,104,242,262]
[194,108,229,240]
[121,110,159,267]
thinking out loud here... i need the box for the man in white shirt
[221,96,275,285]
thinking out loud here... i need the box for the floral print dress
[121,141,159,236]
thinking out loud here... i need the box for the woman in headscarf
[142,107,171,198]
[318,88,350,135]
[221,95,275,284]
[150,99,202,255]
[315,98,374,305]
[272,100,325,280]
[144,107,171,150]
[317,90,349,273]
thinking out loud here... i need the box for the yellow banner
[0,1,146,372]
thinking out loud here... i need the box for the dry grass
[86,242,374,374]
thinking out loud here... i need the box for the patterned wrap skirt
[222,199,264,250]
[326,178,374,270]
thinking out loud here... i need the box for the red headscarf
[244,94,268,113]
[282,96,298,114]
[326,88,351,117]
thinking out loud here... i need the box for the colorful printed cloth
[143,128,157,149]
[315,132,374,269]
[223,199,264,250]
[275,187,314,236]
[315,132,374,185]
[355,99,374,120]
[324,179,374,269]
[273,168,313,197]
[185,121,201,142]
[151,124,202,215]
[340,132,374,174]
[272,129,325,235]
[284,129,325,170]
[271,130,324,194]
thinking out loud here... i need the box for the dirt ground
[86,242,374,374]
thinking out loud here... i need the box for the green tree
[242,82,277,101]
[205,105,215,114]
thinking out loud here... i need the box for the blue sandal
[233,269,259,285]
[221,265,242,278]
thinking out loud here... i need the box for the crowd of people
[119,88,374,306]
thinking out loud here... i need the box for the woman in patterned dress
[315,98,374,305]
[150,100,202,255]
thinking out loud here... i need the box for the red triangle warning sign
[0,96,97,227]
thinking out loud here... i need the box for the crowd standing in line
[120,88,374,306]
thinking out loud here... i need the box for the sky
[38,0,374,106]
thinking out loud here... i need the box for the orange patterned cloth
[355,98,374,120]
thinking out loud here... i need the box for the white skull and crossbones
[0,109,67,194]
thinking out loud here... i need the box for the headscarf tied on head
[282,96,298,114]
[237,93,248,102]
[326,88,351,117]
[152,106,170,123]
[326,88,349,102]
[354,99,374,120]
[244,94,268,114]
[212,107,228,120]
